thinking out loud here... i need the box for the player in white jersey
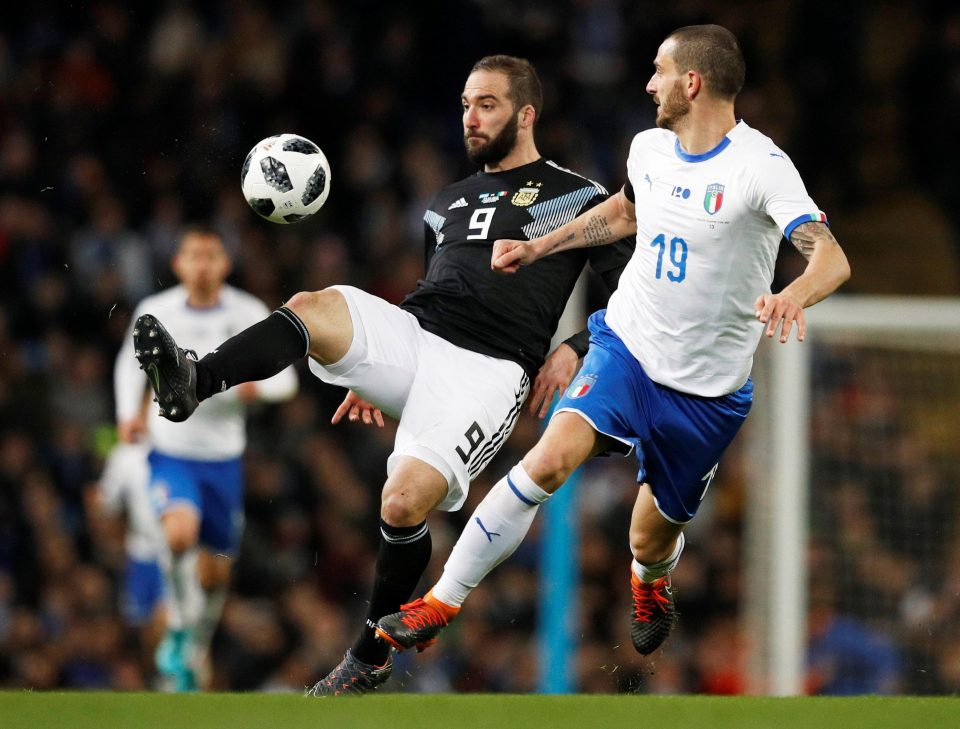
[376,24,851,664]
[114,227,298,690]
[94,441,171,656]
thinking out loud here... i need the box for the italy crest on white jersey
[606,121,827,397]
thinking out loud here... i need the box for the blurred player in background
[377,25,851,666]
[93,440,171,671]
[131,56,635,695]
[114,227,298,691]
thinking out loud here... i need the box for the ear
[686,71,702,99]
[518,104,536,129]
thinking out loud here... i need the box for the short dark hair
[177,224,225,252]
[666,25,745,99]
[470,55,543,123]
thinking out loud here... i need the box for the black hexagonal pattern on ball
[301,164,327,206]
[241,149,255,185]
[260,156,293,193]
[248,198,275,218]
[282,137,320,155]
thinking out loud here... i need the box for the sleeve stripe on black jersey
[522,186,598,241]
[467,374,530,480]
[544,160,608,195]
[424,210,446,248]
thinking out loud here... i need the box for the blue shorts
[555,310,753,523]
[148,451,245,554]
[121,557,164,625]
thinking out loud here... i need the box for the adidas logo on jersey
[447,197,468,210]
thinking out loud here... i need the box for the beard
[655,81,691,131]
[464,114,520,166]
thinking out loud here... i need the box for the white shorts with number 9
[308,286,530,511]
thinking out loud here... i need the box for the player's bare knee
[162,511,197,554]
[380,490,429,527]
[522,449,574,492]
[165,527,195,555]
[285,289,329,327]
[286,288,351,363]
[629,529,675,565]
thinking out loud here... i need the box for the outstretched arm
[492,188,637,273]
[755,221,851,343]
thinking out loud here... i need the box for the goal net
[743,296,960,695]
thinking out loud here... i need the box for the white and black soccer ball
[240,133,331,224]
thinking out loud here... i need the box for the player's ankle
[423,589,460,621]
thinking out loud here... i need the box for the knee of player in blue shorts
[521,447,580,493]
[629,523,682,566]
[163,515,198,556]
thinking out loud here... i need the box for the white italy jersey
[114,285,298,460]
[605,120,826,397]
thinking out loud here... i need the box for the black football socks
[195,306,309,401]
[352,520,433,666]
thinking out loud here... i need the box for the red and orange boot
[629,572,676,654]
[375,590,460,652]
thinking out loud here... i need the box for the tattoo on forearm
[583,214,611,247]
[548,231,577,253]
[789,221,836,260]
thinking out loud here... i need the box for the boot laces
[632,578,671,623]
[398,598,447,630]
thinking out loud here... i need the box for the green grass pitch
[1,693,957,729]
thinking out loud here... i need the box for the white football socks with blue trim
[432,463,551,607]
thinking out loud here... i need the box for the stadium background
[1,0,959,695]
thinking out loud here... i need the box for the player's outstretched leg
[134,314,199,422]
[304,650,394,697]
[375,590,460,652]
[629,572,676,654]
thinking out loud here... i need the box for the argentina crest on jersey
[567,373,598,398]
[512,181,541,206]
[704,182,724,215]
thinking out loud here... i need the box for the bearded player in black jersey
[132,55,634,695]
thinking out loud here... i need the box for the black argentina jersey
[401,158,635,378]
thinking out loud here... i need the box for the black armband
[562,329,590,359]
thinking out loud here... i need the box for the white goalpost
[743,296,960,695]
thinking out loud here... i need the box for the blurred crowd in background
[1,0,959,694]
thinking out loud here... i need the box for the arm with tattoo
[754,219,851,343]
[789,220,836,260]
[782,221,851,306]
[537,190,637,257]
[493,188,637,272]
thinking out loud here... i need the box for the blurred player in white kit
[114,227,298,690]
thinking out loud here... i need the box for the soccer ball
[240,134,331,224]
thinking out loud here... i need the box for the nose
[463,106,479,130]
[646,75,657,96]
